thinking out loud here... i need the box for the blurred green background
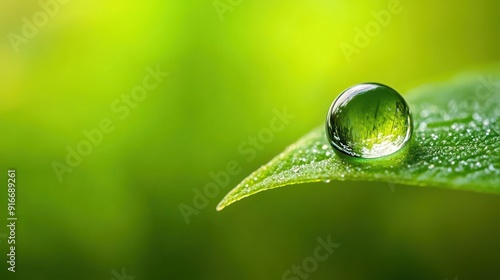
[1,0,500,279]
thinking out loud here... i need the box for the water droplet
[418,122,428,132]
[326,83,413,158]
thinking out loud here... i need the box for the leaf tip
[216,197,230,211]
[216,190,241,211]
[215,202,225,211]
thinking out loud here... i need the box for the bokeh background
[1,0,500,279]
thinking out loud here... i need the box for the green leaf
[217,67,500,211]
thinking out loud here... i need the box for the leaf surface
[217,68,500,211]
